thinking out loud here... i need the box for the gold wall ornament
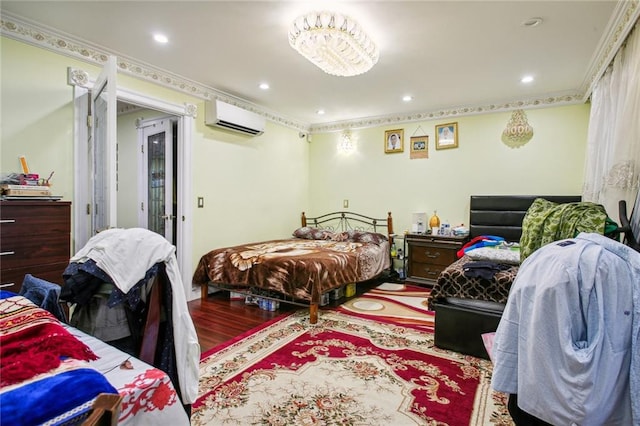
[502,109,534,148]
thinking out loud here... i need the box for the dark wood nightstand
[405,233,468,287]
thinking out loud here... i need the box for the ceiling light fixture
[288,11,379,77]
[521,75,534,83]
[153,33,168,44]
[259,83,270,90]
[402,95,413,102]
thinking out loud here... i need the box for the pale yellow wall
[1,35,591,283]
[308,104,590,235]
[1,38,75,199]
[191,120,310,262]
[1,37,310,277]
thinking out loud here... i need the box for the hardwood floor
[187,291,298,354]
[188,277,388,354]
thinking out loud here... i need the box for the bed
[193,211,394,323]
[429,195,581,359]
[0,292,191,425]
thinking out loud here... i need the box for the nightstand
[405,233,468,287]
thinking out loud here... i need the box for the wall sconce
[502,109,534,148]
[339,130,355,153]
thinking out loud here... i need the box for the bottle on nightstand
[429,211,441,234]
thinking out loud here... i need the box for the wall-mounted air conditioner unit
[205,100,265,136]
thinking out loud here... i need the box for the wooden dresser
[405,233,468,287]
[0,200,71,292]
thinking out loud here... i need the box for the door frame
[70,69,195,299]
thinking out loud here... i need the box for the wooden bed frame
[200,211,394,324]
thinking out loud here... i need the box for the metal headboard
[301,211,394,239]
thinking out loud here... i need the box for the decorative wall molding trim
[308,93,583,133]
[184,103,198,118]
[67,67,89,87]
[2,7,637,133]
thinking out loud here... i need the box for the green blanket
[520,198,608,262]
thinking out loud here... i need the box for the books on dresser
[1,184,52,197]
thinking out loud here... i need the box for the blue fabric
[462,238,503,253]
[0,368,118,426]
[0,290,17,299]
[491,232,640,425]
[62,260,159,310]
[18,274,66,322]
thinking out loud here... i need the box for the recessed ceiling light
[522,17,543,27]
[259,83,270,90]
[521,75,534,83]
[402,95,413,102]
[316,109,325,115]
[153,33,168,43]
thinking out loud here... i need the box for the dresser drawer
[0,234,70,269]
[410,245,457,266]
[409,261,447,281]
[0,204,71,238]
[0,263,67,292]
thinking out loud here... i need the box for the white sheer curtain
[583,21,640,219]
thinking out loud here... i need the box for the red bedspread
[0,296,98,386]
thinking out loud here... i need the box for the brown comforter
[193,238,390,303]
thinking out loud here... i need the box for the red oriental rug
[193,283,512,425]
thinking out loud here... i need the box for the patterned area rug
[337,282,435,332]
[194,283,513,425]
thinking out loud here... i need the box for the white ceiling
[1,1,634,130]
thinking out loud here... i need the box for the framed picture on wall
[435,122,458,150]
[384,129,404,153]
[410,135,428,159]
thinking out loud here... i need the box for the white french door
[90,56,117,233]
[138,116,176,243]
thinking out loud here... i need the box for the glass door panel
[148,131,166,236]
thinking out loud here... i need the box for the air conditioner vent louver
[205,100,265,136]
[216,120,263,135]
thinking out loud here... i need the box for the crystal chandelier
[288,11,379,77]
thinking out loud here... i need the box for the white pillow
[466,246,520,265]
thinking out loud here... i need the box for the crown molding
[581,0,639,101]
[2,7,637,134]
[0,12,308,132]
[308,93,584,133]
